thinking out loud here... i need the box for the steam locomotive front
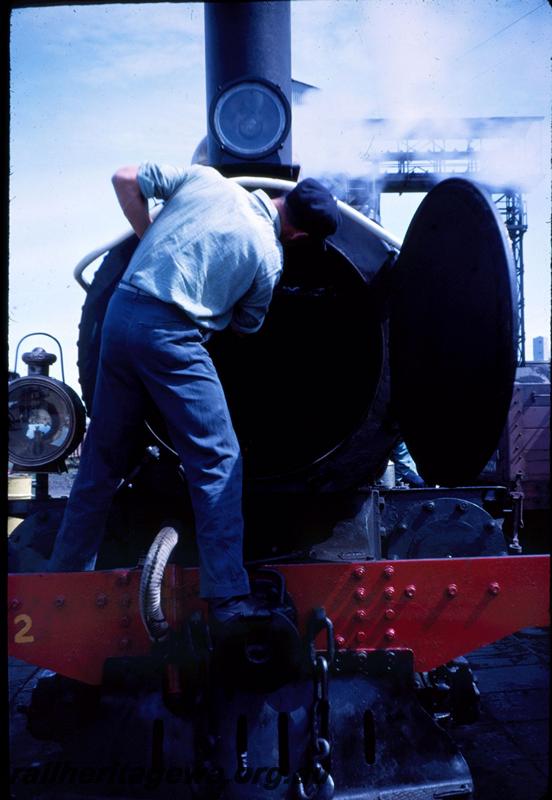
[7,3,549,800]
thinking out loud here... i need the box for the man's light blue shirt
[121,163,283,334]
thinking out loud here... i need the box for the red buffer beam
[7,556,549,685]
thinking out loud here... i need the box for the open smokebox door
[389,177,518,487]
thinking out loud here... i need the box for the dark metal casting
[390,178,518,486]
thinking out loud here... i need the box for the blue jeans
[49,287,250,598]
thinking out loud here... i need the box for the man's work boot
[208,593,271,626]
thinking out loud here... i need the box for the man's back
[122,164,283,333]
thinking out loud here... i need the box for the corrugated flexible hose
[139,526,179,642]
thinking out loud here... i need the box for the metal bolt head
[384,586,395,599]
[120,616,131,628]
[54,596,65,608]
[484,520,496,531]
[116,571,131,586]
[488,582,500,596]
[353,566,366,579]
[423,501,435,512]
[354,587,367,600]
[355,609,367,621]
[95,593,108,608]
[384,608,396,620]
[383,565,395,579]
[457,502,468,513]
[119,637,131,650]
[356,631,367,644]
[405,584,416,598]
[446,583,458,598]
[335,635,346,648]
[384,628,396,641]
[9,598,22,611]
[397,522,408,532]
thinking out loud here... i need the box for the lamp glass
[213,81,288,157]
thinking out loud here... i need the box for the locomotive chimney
[204,1,295,178]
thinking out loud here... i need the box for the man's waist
[116,282,214,340]
[117,281,152,296]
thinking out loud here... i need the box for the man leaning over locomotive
[48,161,339,627]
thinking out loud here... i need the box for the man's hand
[112,166,152,238]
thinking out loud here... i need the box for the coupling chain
[292,610,335,800]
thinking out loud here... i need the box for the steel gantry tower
[322,117,541,365]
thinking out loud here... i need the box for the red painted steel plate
[7,556,549,684]
[280,557,549,672]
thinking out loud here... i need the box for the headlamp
[8,339,86,472]
[9,376,86,471]
[210,78,291,160]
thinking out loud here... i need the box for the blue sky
[9,1,551,391]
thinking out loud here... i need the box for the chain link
[291,612,335,800]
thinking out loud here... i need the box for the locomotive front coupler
[209,567,310,696]
[137,529,309,704]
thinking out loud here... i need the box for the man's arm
[230,282,269,335]
[231,257,282,336]
[112,166,152,238]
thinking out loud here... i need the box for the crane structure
[325,116,542,365]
